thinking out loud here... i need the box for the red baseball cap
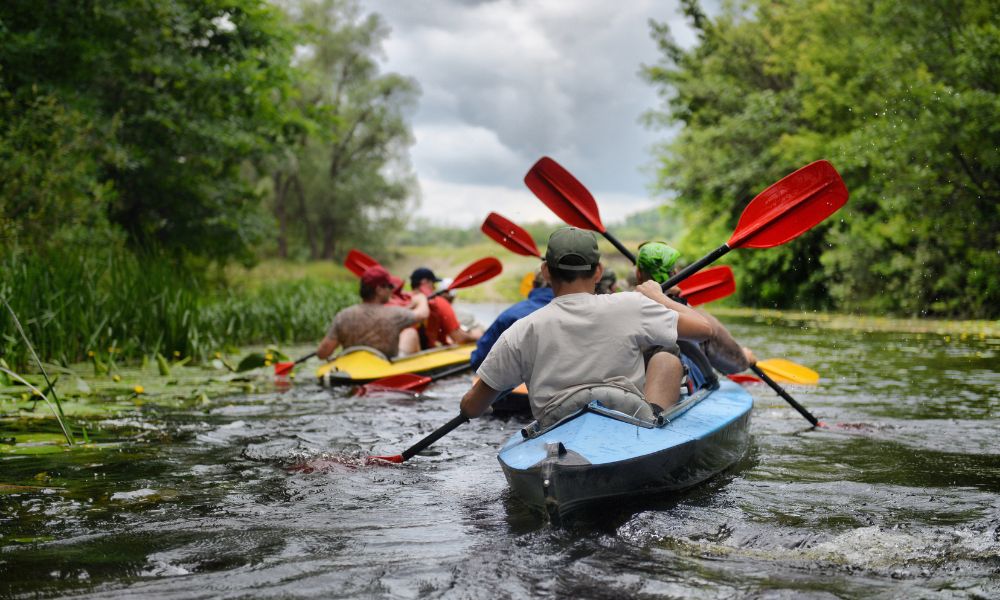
[361,266,393,288]
[389,275,404,292]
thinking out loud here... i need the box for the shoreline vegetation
[2,248,995,457]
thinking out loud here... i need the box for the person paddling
[460,227,712,427]
[316,266,430,361]
[635,242,756,384]
[401,267,483,354]
[470,268,553,370]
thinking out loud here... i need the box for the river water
[2,307,998,598]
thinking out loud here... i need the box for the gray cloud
[362,0,700,224]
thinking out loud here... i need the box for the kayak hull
[497,379,753,520]
[317,344,474,385]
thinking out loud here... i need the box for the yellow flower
[214,352,222,359]
[88,351,95,357]
[133,385,145,395]
[112,374,121,382]
[173,351,181,358]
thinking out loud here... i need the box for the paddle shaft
[294,352,316,365]
[602,230,636,264]
[751,364,820,427]
[661,244,731,291]
[401,413,469,461]
[427,362,473,382]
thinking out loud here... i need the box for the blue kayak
[497,378,753,521]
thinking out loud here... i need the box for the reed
[0,249,356,369]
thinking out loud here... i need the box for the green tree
[643,0,999,317]
[0,0,299,261]
[268,0,417,261]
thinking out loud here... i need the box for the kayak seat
[521,383,720,440]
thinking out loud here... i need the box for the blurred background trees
[643,0,998,318]
[0,0,415,266]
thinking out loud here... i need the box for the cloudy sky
[362,0,703,226]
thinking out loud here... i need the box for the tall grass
[0,249,356,369]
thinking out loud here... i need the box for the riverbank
[711,307,999,338]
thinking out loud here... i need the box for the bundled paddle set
[321,156,848,520]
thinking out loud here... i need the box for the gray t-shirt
[327,303,420,358]
[477,291,679,420]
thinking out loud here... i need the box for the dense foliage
[266,0,417,260]
[0,249,356,368]
[0,0,297,262]
[643,0,998,317]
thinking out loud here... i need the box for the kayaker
[635,242,756,380]
[460,227,713,427]
[595,270,618,294]
[402,267,483,353]
[469,268,553,370]
[316,266,430,360]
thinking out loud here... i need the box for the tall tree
[269,0,417,260]
[0,0,299,261]
[643,0,999,317]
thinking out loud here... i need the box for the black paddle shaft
[428,362,474,382]
[603,231,636,264]
[661,244,732,291]
[401,413,469,461]
[751,365,820,427]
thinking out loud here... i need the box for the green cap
[545,227,600,271]
[636,242,681,284]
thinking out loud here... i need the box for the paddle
[368,413,469,464]
[357,362,473,395]
[756,358,819,385]
[427,258,503,299]
[275,352,315,376]
[481,212,542,258]
[524,157,845,428]
[675,265,735,307]
[524,157,636,262]
[659,160,848,291]
[344,249,381,277]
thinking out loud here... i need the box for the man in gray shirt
[460,227,712,427]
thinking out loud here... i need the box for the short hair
[359,282,376,300]
[547,255,598,284]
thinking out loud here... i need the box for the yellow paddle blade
[519,272,535,298]
[756,358,819,385]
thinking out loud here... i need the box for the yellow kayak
[317,344,475,386]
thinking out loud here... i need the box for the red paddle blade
[344,249,381,277]
[728,160,848,249]
[447,257,503,290]
[524,156,607,233]
[728,374,763,384]
[361,373,432,394]
[481,212,542,258]
[274,361,295,375]
[678,265,736,306]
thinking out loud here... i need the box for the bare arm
[636,281,712,342]
[460,378,501,419]
[697,309,753,374]
[448,326,482,344]
[316,333,339,360]
[409,293,430,321]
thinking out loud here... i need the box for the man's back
[470,286,554,369]
[328,303,419,358]
[477,291,678,419]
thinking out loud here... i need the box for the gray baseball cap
[545,227,600,271]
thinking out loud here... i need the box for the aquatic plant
[0,249,356,370]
